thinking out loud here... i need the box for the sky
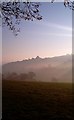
[2,2,72,64]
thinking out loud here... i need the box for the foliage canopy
[0,0,73,35]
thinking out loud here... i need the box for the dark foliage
[0,0,74,35]
[2,72,36,81]
[1,1,42,35]
[64,0,74,10]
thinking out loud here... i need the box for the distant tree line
[2,72,36,81]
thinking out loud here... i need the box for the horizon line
[2,53,72,65]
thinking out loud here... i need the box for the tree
[19,73,28,80]
[64,0,74,10]
[28,72,36,80]
[51,0,74,10]
[4,72,18,80]
[0,0,74,35]
[1,1,42,35]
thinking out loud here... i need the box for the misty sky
[2,2,72,64]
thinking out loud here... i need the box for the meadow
[2,80,73,120]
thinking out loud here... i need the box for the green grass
[3,80,73,120]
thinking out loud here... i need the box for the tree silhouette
[1,1,42,35]
[3,72,18,80]
[2,72,36,81]
[0,0,74,35]
[28,72,36,80]
[51,0,74,9]
[19,73,28,80]
[64,0,74,10]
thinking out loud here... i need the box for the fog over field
[1,2,73,120]
[2,54,72,83]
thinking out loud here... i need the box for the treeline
[2,72,36,81]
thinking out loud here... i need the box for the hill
[2,54,72,82]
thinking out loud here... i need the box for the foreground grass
[3,80,73,120]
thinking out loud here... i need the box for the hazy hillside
[2,54,72,82]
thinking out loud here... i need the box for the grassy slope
[3,80,73,120]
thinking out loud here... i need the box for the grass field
[2,80,73,120]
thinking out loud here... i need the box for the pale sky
[2,2,72,64]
